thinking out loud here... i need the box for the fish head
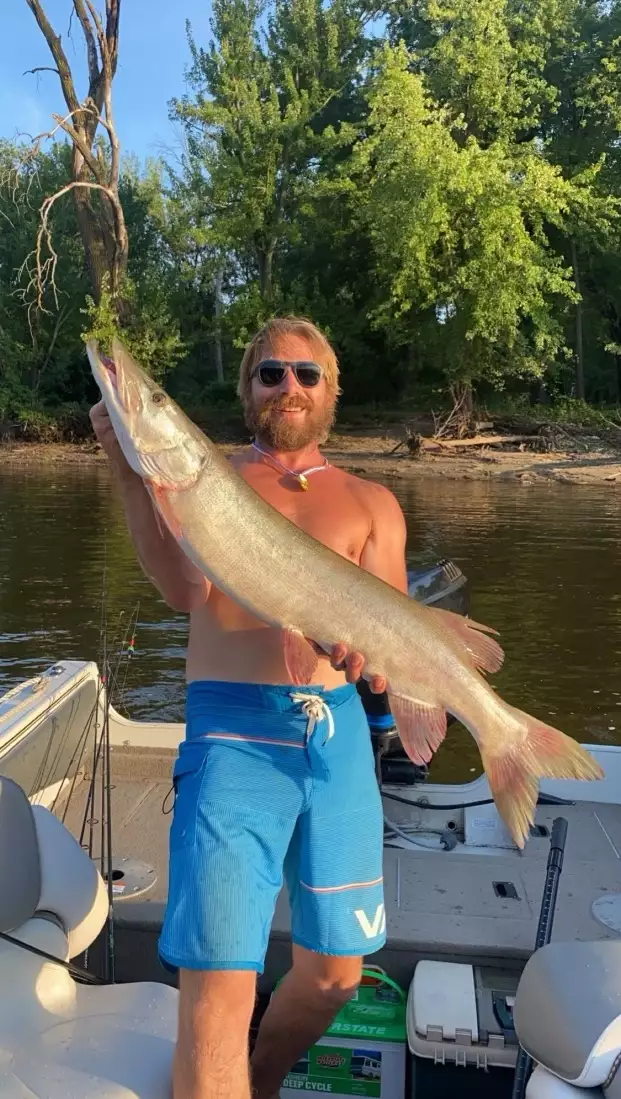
[87,339,208,491]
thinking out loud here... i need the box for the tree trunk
[257,246,274,300]
[571,239,585,400]
[213,266,224,383]
[24,1,127,318]
[70,130,129,308]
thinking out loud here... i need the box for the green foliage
[351,42,619,390]
[4,0,621,435]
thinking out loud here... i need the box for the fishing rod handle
[550,816,568,852]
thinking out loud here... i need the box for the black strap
[0,930,106,985]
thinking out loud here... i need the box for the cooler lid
[408,960,479,1043]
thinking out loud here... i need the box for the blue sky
[1,0,214,163]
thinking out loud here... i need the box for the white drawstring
[291,692,335,744]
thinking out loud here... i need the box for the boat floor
[57,743,621,991]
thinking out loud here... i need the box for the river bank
[2,429,621,484]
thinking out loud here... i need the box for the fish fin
[430,608,504,675]
[480,712,604,849]
[388,694,447,764]
[283,628,319,686]
[149,482,184,541]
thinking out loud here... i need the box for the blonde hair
[237,315,341,402]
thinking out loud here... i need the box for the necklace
[251,440,330,491]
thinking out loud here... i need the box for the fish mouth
[87,342,132,414]
[100,354,120,393]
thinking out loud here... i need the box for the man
[90,316,408,1099]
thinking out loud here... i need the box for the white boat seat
[0,775,178,1099]
[514,941,621,1098]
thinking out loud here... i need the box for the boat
[1,558,620,1098]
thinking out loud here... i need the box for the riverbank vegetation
[3,0,621,444]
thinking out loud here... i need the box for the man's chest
[242,469,372,563]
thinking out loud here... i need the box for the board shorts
[158,680,386,973]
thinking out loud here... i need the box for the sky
[1,0,214,163]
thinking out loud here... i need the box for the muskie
[88,339,603,847]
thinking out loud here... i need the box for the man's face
[244,334,337,451]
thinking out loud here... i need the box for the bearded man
[90,316,408,1099]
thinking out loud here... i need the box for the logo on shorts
[354,903,386,939]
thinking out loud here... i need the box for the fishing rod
[101,575,114,985]
[511,816,569,1099]
[80,597,140,984]
[70,541,140,983]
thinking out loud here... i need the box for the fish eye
[151,391,166,405]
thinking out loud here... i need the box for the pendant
[298,474,309,491]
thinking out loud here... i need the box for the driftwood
[425,433,536,449]
[390,426,424,455]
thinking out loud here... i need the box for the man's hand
[330,642,387,694]
[90,400,133,477]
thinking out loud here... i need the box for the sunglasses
[252,359,323,388]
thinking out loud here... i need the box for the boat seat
[0,775,178,1099]
[513,941,621,1099]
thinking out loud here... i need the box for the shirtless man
[90,316,408,1099]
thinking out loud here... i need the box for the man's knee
[292,948,363,1011]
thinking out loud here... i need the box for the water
[1,463,620,781]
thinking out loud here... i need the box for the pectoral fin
[149,481,184,541]
[283,628,319,685]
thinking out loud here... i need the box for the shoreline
[1,434,620,485]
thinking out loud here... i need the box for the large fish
[87,339,603,847]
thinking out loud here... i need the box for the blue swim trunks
[158,681,385,973]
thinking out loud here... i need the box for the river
[1,463,619,781]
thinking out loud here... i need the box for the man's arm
[358,483,409,594]
[90,401,210,613]
[331,483,408,691]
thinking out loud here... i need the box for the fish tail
[479,708,604,849]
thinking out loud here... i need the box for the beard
[243,392,336,451]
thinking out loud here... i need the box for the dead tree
[23,0,128,313]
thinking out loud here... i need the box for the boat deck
[58,742,621,991]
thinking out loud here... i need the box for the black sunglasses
[252,359,323,388]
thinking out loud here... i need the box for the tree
[170,0,369,328]
[351,44,619,405]
[543,0,621,400]
[388,0,571,147]
[23,0,127,311]
[385,0,621,402]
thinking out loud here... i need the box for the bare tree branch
[23,65,59,76]
[72,0,99,83]
[20,109,96,165]
[24,0,81,115]
[51,112,103,182]
[105,0,120,75]
[22,0,128,319]
[84,0,109,72]
[15,179,115,335]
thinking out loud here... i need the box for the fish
[87,338,604,848]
